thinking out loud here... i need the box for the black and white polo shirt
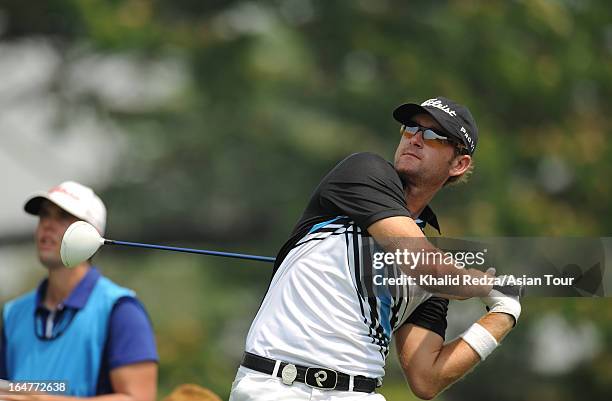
[245,152,448,379]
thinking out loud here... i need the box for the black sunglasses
[400,123,469,155]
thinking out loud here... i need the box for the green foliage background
[1,0,611,400]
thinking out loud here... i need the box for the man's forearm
[382,236,494,298]
[368,217,493,298]
[425,312,514,396]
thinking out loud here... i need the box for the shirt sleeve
[106,297,159,369]
[0,311,6,379]
[317,152,412,230]
[404,296,449,340]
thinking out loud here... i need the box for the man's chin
[395,163,420,180]
[38,254,65,269]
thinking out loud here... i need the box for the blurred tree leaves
[2,0,610,241]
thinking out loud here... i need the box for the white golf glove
[480,268,523,326]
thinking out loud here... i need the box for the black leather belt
[240,352,379,393]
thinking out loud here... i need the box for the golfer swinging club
[229,97,522,400]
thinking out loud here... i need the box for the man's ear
[449,155,472,178]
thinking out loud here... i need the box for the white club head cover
[61,221,105,267]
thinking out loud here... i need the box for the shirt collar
[417,205,441,234]
[35,267,101,310]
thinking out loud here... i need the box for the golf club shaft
[104,239,276,263]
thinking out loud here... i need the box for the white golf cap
[24,181,107,235]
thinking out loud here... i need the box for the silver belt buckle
[281,364,298,385]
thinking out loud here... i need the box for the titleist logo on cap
[421,98,457,117]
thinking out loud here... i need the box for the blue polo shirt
[0,268,158,394]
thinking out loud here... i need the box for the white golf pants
[229,367,387,401]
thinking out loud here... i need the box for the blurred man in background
[230,97,522,400]
[0,181,158,401]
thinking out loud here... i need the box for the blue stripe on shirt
[308,216,345,234]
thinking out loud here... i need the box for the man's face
[394,113,464,186]
[35,200,79,268]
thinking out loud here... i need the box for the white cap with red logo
[24,181,107,235]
